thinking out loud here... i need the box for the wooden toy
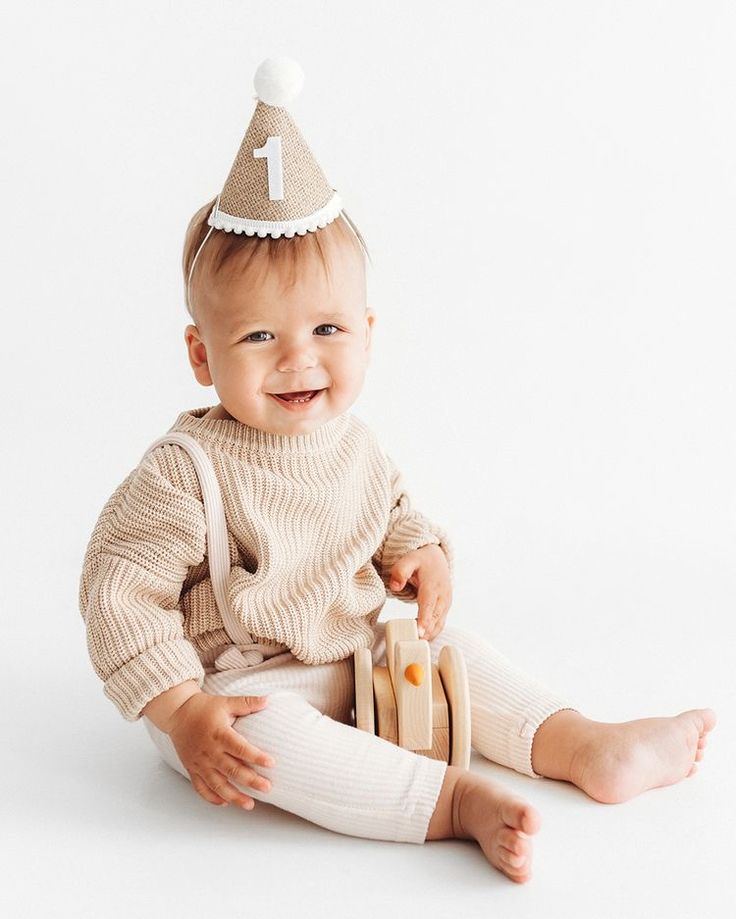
[353,618,471,768]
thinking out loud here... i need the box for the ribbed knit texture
[143,620,577,844]
[79,406,454,722]
[420,626,577,778]
[145,688,447,845]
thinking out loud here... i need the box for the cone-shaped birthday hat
[186,57,344,311]
[209,56,342,238]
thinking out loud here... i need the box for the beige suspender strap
[140,432,254,645]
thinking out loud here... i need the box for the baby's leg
[408,624,716,803]
[145,689,445,843]
[144,676,541,882]
[372,622,576,778]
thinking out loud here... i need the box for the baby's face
[185,241,374,435]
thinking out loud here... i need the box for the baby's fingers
[225,730,276,768]
[220,752,272,796]
[190,772,230,808]
[203,767,257,810]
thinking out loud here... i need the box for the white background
[2,1,734,916]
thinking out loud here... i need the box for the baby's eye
[242,324,339,343]
[243,331,272,343]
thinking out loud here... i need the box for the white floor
[3,586,733,919]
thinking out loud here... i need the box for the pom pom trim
[208,192,343,238]
[253,57,305,108]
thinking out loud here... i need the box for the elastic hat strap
[186,195,220,314]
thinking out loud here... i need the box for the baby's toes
[498,826,527,856]
[495,827,533,879]
[498,848,532,883]
[499,797,541,835]
[693,733,710,762]
[687,763,698,778]
[698,708,717,736]
[500,846,528,870]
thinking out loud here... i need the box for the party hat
[211,57,342,237]
[187,57,343,309]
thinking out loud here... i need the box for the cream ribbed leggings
[143,622,577,844]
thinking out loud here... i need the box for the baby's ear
[364,308,376,349]
[184,324,214,386]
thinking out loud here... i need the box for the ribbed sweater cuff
[104,638,206,722]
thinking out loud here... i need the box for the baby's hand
[167,693,275,810]
[389,544,452,642]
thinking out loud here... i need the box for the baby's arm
[78,446,208,722]
[141,678,202,732]
[372,452,454,603]
[79,446,274,808]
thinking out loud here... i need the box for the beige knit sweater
[78,406,454,722]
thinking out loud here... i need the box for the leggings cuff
[400,755,448,844]
[508,701,580,778]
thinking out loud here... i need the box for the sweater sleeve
[78,446,208,722]
[372,453,455,603]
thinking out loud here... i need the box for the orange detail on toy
[404,663,425,686]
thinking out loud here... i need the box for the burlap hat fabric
[213,100,341,235]
[186,57,344,310]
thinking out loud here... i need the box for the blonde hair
[182,196,371,322]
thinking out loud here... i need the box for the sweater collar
[169,405,352,455]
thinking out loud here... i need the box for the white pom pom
[253,57,305,108]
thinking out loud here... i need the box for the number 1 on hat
[253,136,284,201]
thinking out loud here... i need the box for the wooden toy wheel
[437,644,471,769]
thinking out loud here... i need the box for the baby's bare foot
[453,774,541,884]
[569,708,717,804]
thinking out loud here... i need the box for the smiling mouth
[271,389,325,403]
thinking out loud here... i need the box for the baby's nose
[277,349,318,373]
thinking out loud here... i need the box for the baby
[78,58,716,885]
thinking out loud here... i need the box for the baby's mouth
[271,389,324,403]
